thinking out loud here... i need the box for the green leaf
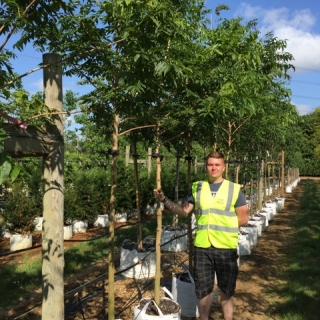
[134,54,140,62]
[0,129,7,143]
[10,164,21,182]
[154,61,171,76]
[2,88,11,99]
[0,158,12,184]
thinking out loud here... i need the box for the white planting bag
[171,269,199,318]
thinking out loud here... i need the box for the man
[153,151,249,320]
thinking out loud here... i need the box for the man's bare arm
[235,204,249,226]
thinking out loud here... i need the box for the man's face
[206,157,225,182]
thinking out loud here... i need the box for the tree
[290,111,320,175]
[32,0,210,314]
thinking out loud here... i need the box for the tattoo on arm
[164,199,187,216]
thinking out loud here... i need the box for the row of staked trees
[1,1,319,319]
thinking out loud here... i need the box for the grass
[265,179,320,319]
[0,213,182,308]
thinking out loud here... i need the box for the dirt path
[228,180,302,320]
[0,179,306,319]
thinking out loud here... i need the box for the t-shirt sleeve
[235,189,246,208]
[186,192,194,204]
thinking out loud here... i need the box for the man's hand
[153,189,165,202]
[153,189,193,217]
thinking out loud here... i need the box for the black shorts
[193,246,238,299]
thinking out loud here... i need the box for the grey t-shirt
[186,181,246,208]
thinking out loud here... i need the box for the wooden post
[41,53,64,320]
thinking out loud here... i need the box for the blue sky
[6,0,320,116]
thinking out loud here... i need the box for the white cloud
[29,78,43,92]
[293,102,314,115]
[235,4,320,70]
[28,78,81,93]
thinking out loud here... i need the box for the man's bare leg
[220,291,234,320]
[198,292,213,320]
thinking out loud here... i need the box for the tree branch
[161,130,186,145]
[0,0,38,49]
[1,38,126,89]
[118,125,156,136]
[231,116,251,135]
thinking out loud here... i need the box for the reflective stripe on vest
[193,180,240,249]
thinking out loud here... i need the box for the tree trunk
[154,122,162,305]
[132,139,143,249]
[172,154,180,228]
[107,113,119,320]
[186,135,194,275]
[250,178,254,215]
[281,151,285,197]
[257,160,264,210]
[235,164,240,184]
[42,53,64,320]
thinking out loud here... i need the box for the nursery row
[66,178,300,319]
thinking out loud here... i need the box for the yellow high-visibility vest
[192,180,240,249]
